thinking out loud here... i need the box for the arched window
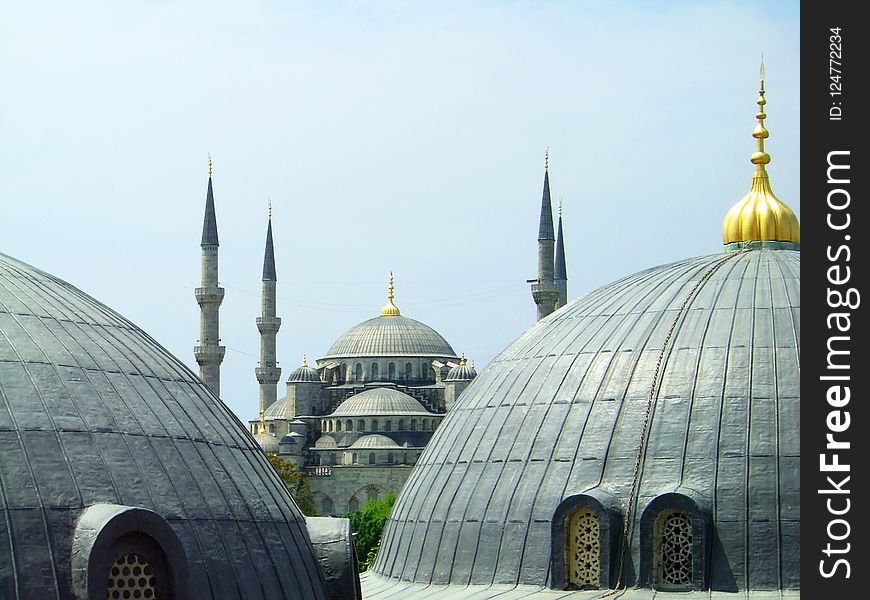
[655,510,693,589]
[355,363,362,381]
[320,495,335,515]
[372,419,379,431]
[405,362,413,379]
[411,419,417,431]
[402,452,408,464]
[568,509,600,589]
[358,419,365,431]
[371,362,379,380]
[387,452,394,464]
[421,362,429,379]
[336,420,342,432]
[352,453,358,464]
[346,419,353,431]
[268,423,275,434]
[388,362,396,379]
[342,363,348,382]
[369,452,376,465]
[398,419,405,431]
[640,492,709,591]
[348,497,359,512]
[385,421,392,432]
[366,486,379,502]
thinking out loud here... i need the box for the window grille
[568,509,599,588]
[107,553,158,599]
[659,511,693,587]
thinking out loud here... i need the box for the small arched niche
[550,491,621,590]
[71,504,188,600]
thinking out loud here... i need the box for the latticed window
[657,510,693,588]
[107,553,160,599]
[567,509,600,588]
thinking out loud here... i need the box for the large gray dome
[371,249,799,594]
[0,252,330,599]
[322,315,456,359]
[329,388,432,417]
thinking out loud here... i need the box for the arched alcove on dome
[550,491,621,591]
[71,504,188,600]
[639,491,712,591]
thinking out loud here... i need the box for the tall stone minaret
[531,151,559,321]
[554,200,568,310]
[194,157,226,396]
[256,204,282,411]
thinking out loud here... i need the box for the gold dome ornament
[380,272,401,317]
[722,62,800,249]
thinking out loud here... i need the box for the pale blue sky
[0,1,800,423]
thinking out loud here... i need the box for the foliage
[266,453,319,517]
[344,493,396,572]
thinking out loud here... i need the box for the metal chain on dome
[602,245,751,598]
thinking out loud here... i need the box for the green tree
[266,453,319,517]
[344,493,396,572]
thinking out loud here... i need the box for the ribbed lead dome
[322,315,456,359]
[0,252,329,599]
[372,248,799,593]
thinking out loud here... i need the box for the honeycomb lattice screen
[660,512,693,586]
[568,509,600,587]
[107,553,159,599]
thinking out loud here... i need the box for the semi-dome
[315,435,339,448]
[329,388,432,417]
[289,355,322,382]
[371,248,800,593]
[264,396,290,419]
[0,252,330,599]
[349,434,401,449]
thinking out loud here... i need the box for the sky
[0,0,800,424]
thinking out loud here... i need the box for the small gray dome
[0,252,329,599]
[349,434,400,449]
[445,358,476,381]
[315,435,338,448]
[289,362,321,383]
[329,388,431,417]
[322,315,456,359]
[254,432,280,453]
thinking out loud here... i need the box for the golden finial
[208,154,213,178]
[302,354,308,368]
[722,63,799,247]
[544,148,549,171]
[380,272,401,316]
[268,200,272,220]
[459,354,467,367]
[258,404,267,435]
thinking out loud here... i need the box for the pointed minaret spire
[530,149,559,321]
[554,199,568,310]
[256,203,282,411]
[194,156,226,397]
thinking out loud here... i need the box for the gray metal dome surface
[445,363,476,382]
[329,388,433,417]
[254,431,280,453]
[368,249,799,597]
[0,252,330,600]
[321,315,457,359]
[289,364,321,383]
[315,435,338,449]
[264,396,290,419]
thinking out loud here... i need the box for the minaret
[554,200,568,310]
[256,203,282,411]
[722,60,800,250]
[194,157,226,396]
[531,150,559,321]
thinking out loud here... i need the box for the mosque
[0,72,799,599]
